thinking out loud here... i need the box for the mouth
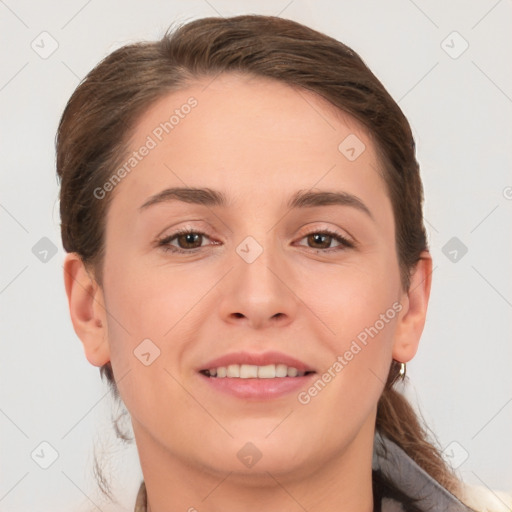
[200,364,316,379]
[197,351,317,400]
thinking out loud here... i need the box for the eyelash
[156,227,355,254]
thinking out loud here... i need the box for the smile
[197,352,318,399]
[200,364,315,378]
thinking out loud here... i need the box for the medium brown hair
[56,14,460,500]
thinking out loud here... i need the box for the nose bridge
[232,204,282,280]
[219,227,297,326]
[235,229,285,296]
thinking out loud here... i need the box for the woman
[56,14,510,512]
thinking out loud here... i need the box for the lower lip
[199,373,316,400]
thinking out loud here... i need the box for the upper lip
[198,351,316,373]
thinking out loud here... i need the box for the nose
[217,236,298,330]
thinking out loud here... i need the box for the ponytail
[376,360,461,495]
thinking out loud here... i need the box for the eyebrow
[138,187,373,219]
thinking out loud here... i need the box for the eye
[156,228,216,254]
[296,229,355,252]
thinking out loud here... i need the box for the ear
[63,252,110,367]
[392,251,432,363]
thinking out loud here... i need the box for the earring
[399,362,406,379]
[386,359,406,388]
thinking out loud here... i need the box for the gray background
[1,1,511,510]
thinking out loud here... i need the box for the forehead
[108,72,389,218]
[130,72,372,152]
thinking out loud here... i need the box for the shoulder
[373,432,510,512]
[458,482,512,512]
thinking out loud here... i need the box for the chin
[188,430,313,480]
[199,449,309,484]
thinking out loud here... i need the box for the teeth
[241,364,258,378]
[227,364,240,377]
[276,363,288,377]
[257,364,275,378]
[204,364,308,378]
[287,366,298,377]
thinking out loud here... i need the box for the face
[96,73,407,479]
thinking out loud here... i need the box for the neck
[134,418,376,512]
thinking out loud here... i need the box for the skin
[63,73,432,512]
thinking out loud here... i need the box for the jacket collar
[373,431,474,511]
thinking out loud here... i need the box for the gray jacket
[373,432,474,511]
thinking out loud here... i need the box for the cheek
[297,276,399,439]
[101,252,218,403]
[103,246,201,333]
[305,253,401,344]
[101,259,196,428]
[303,252,401,391]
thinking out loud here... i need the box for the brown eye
[175,232,203,249]
[157,229,213,253]
[298,230,354,251]
[307,233,334,249]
